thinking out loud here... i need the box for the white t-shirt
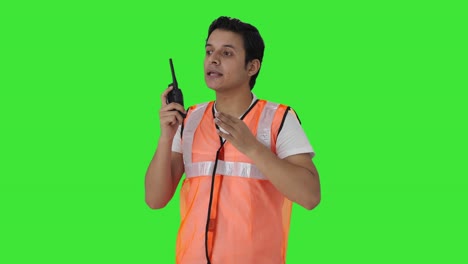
[172,94,315,159]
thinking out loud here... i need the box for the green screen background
[1,0,466,263]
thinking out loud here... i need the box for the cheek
[228,61,246,75]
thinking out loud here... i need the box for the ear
[247,59,261,77]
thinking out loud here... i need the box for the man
[145,16,320,264]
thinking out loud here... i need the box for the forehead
[206,29,244,50]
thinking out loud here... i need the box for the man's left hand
[214,112,262,156]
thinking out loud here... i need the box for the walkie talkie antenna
[169,58,178,89]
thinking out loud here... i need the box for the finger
[214,113,232,126]
[216,128,233,141]
[215,116,235,134]
[160,114,178,126]
[216,112,245,135]
[162,115,183,127]
[160,110,184,124]
[174,111,184,124]
[161,86,174,107]
[161,102,186,114]
[216,112,239,124]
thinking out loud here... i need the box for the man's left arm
[248,146,320,210]
[215,112,321,210]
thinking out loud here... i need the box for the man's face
[204,29,252,92]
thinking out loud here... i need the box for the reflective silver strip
[182,103,209,165]
[185,161,266,180]
[256,102,278,149]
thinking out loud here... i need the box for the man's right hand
[159,86,186,139]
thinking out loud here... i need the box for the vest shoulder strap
[180,102,212,139]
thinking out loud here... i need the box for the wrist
[246,141,267,159]
[158,136,174,146]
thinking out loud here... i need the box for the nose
[209,53,220,65]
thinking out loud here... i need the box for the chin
[207,85,224,92]
[205,80,222,91]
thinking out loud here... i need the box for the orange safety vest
[176,99,297,264]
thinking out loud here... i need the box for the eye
[223,51,232,56]
[206,50,213,55]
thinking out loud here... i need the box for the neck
[215,88,253,117]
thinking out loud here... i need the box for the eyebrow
[205,43,237,50]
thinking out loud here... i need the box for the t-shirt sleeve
[172,125,183,153]
[276,112,315,159]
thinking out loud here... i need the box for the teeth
[208,71,222,76]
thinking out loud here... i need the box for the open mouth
[207,71,223,77]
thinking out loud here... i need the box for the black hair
[207,16,265,90]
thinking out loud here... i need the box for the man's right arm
[145,138,184,209]
[145,86,186,209]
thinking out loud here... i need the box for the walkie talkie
[167,58,186,118]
